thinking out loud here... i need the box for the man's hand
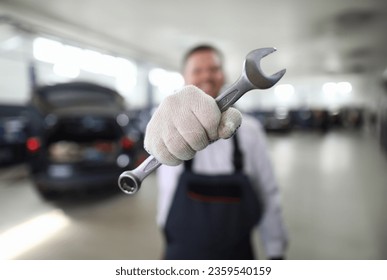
[144,85,242,166]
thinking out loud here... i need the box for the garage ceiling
[1,0,387,82]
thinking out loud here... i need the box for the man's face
[183,50,225,98]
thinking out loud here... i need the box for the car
[0,104,30,167]
[26,81,143,199]
[249,109,292,133]
[289,108,330,132]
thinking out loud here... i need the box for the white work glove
[144,85,242,166]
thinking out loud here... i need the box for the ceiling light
[322,82,337,98]
[322,82,352,99]
[274,84,295,101]
[33,37,138,85]
[337,82,352,95]
[33,37,63,64]
[149,68,184,95]
[53,63,80,78]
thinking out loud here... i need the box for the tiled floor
[1,129,386,259]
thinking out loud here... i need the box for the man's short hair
[182,44,224,69]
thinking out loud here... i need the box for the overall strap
[184,134,244,172]
[233,134,243,172]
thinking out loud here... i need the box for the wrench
[118,47,286,195]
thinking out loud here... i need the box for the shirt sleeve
[240,115,288,258]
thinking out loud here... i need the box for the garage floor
[1,129,387,260]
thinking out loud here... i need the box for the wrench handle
[215,75,253,112]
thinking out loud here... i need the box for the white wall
[0,57,29,104]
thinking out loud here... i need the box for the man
[144,45,288,259]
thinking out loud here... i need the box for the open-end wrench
[118,47,286,195]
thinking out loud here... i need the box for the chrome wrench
[118,47,286,195]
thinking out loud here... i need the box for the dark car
[249,109,292,133]
[26,81,143,199]
[290,108,330,132]
[0,104,30,167]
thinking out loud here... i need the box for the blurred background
[0,0,387,260]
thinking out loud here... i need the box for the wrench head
[244,47,286,89]
[118,171,141,194]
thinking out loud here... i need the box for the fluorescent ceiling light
[274,84,295,101]
[148,68,184,95]
[33,37,138,84]
[337,82,352,95]
[53,63,80,78]
[323,82,352,98]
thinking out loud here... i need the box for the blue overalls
[163,134,264,259]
